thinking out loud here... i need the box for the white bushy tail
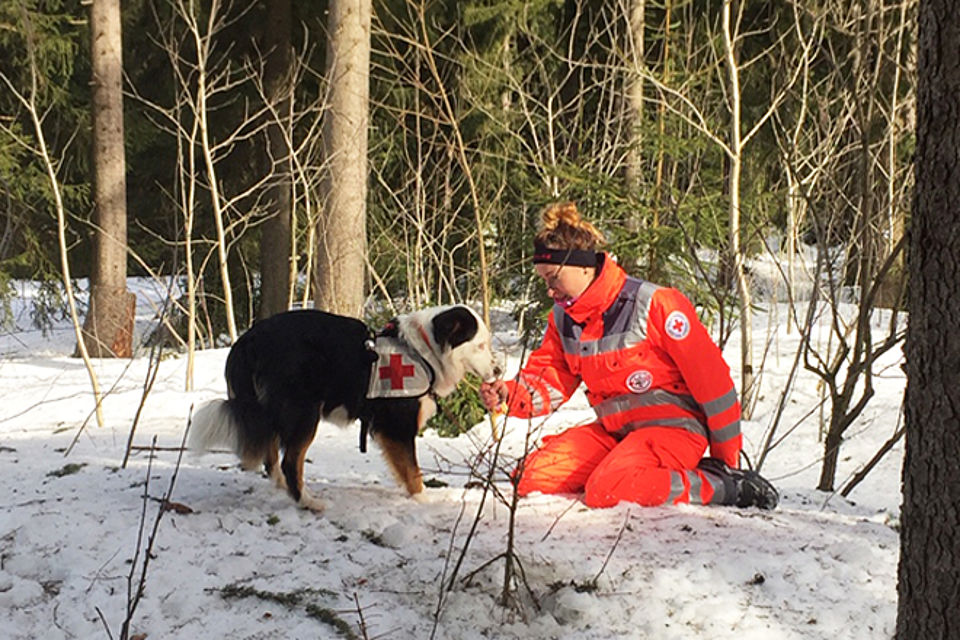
[187,400,241,454]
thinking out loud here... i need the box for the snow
[0,277,904,639]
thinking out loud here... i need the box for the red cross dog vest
[366,336,434,399]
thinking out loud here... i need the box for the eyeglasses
[542,266,565,290]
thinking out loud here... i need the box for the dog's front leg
[378,436,424,496]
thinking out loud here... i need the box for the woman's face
[535,263,596,306]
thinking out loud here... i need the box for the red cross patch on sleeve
[664,310,691,340]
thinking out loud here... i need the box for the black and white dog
[188,305,500,512]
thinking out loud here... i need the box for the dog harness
[365,334,435,400]
[359,322,438,454]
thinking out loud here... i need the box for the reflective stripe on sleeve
[518,375,565,413]
[709,417,741,443]
[700,387,738,418]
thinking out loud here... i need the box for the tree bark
[256,0,293,321]
[313,0,371,317]
[896,0,960,636]
[721,0,755,416]
[79,0,134,358]
[624,0,645,191]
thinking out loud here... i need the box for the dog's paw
[269,466,288,490]
[298,490,326,513]
[410,490,434,504]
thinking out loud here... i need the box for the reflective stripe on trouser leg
[583,426,709,507]
[697,468,732,505]
[672,468,727,505]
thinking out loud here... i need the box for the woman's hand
[479,379,508,412]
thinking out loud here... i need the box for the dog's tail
[188,398,273,464]
[188,400,239,453]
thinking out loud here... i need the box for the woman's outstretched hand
[479,379,508,412]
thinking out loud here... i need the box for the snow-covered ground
[0,275,904,639]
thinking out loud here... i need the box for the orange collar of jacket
[563,253,628,324]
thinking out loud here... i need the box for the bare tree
[79,0,136,358]
[131,0,286,386]
[190,0,239,341]
[633,1,804,416]
[770,0,915,491]
[623,0,646,194]
[313,0,371,317]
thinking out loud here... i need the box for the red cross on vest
[380,353,415,390]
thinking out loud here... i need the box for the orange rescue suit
[503,254,742,507]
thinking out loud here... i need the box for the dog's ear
[431,306,479,350]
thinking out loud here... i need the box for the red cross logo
[380,353,415,390]
[665,310,690,340]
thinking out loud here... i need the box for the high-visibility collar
[561,253,627,325]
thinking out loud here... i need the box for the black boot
[697,457,779,510]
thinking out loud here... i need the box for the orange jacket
[504,254,742,467]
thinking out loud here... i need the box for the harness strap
[360,322,438,453]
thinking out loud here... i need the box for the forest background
[1,0,915,487]
[7,1,960,638]
[0,0,912,342]
[3,0,942,629]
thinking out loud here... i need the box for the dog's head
[430,305,501,383]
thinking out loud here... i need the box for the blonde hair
[535,202,606,250]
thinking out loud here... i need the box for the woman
[480,202,777,509]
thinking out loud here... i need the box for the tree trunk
[648,0,670,283]
[313,0,371,317]
[256,0,293,321]
[896,0,960,636]
[817,421,842,492]
[624,0,645,191]
[79,0,134,358]
[722,0,755,417]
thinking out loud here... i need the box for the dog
[188,304,501,512]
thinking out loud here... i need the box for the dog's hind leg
[264,436,286,489]
[280,422,324,512]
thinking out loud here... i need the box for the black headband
[532,241,598,267]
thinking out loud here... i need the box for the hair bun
[537,201,606,249]
[541,202,582,231]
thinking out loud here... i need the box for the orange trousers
[516,423,723,507]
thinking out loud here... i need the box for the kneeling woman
[480,202,778,509]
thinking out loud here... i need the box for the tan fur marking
[287,440,309,498]
[265,439,285,488]
[378,437,423,495]
[239,450,262,471]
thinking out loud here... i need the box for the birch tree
[637,1,804,416]
[1,2,104,425]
